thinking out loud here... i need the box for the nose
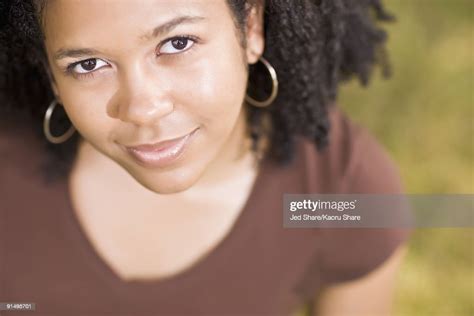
[116,65,174,126]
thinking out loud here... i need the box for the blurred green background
[339,0,473,315]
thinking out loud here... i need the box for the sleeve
[318,121,412,286]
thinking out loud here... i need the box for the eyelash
[65,35,200,79]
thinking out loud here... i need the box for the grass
[338,1,473,315]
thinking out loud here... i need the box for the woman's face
[41,0,264,194]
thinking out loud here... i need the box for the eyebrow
[53,15,205,61]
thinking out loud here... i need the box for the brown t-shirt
[0,106,410,315]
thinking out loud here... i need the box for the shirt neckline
[60,152,271,292]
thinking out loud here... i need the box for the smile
[123,127,199,169]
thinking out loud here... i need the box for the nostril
[118,99,174,126]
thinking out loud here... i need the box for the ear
[245,2,265,65]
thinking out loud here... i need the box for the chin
[140,180,195,195]
[130,166,203,195]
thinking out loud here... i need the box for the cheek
[174,54,248,134]
[58,86,116,143]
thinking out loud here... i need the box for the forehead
[42,0,232,44]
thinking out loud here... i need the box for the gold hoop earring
[43,100,76,144]
[245,56,279,108]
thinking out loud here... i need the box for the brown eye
[171,38,188,50]
[80,59,96,71]
[159,36,195,55]
[71,58,108,75]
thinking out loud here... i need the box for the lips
[123,127,199,168]
[127,130,195,152]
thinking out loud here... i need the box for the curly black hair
[0,0,394,183]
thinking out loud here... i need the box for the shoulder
[293,105,411,289]
[296,104,405,194]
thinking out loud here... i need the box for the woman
[0,0,410,315]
